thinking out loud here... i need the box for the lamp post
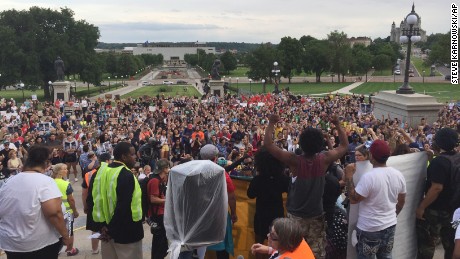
[262,79,266,93]
[236,78,239,95]
[115,76,118,85]
[74,78,77,100]
[69,77,73,97]
[20,82,25,102]
[108,76,111,91]
[121,76,124,85]
[48,81,53,100]
[331,74,335,83]
[422,70,425,83]
[249,79,252,95]
[396,4,421,94]
[272,61,280,94]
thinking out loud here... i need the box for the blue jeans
[356,225,396,259]
[178,251,193,259]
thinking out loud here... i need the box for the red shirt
[147,177,165,216]
[225,172,235,193]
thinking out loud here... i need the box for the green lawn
[0,89,45,101]
[122,85,201,98]
[0,84,124,103]
[351,82,460,102]
[411,56,442,76]
[233,82,349,95]
[224,67,250,77]
[372,69,393,76]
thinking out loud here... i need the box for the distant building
[131,42,216,62]
[348,37,372,47]
[390,4,427,44]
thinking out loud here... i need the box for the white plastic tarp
[347,152,427,258]
[164,160,228,259]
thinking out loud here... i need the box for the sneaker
[74,178,78,182]
[67,248,79,256]
[92,249,100,254]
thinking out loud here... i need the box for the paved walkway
[331,81,366,95]
[89,71,160,101]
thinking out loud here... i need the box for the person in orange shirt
[191,125,205,141]
[251,218,315,259]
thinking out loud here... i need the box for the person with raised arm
[263,114,348,259]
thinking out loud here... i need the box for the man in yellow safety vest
[89,142,144,259]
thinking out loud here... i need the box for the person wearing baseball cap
[416,127,459,258]
[344,140,406,258]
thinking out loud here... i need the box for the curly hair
[254,146,285,177]
[299,127,325,157]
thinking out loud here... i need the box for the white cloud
[0,0,449,43]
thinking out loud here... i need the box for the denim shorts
[356,225,396,259]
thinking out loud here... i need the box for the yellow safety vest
[55,178,72,213]
[92,163,142,224]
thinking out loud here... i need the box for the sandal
[67,248,79,256]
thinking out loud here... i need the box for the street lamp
[20,82,25,102]
[422,70,425,83]
[331,74,335,83]
[397,4,421,94]
[48,81,53,100]
[236,78,239,95]
[249,79,252,95]
[121,75,124,85]
[262,79,266,93]
[69,77,73,97]
[108,76,111,91]
[272,61,280,94]
[115,76,118,85]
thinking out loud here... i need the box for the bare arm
[263,114,297,170]
[344,164,366,204]
[397,128,412,144]
[228,191,237,223]
[396,193,406,215]
[82,187,88,214]
[416,183,443,220]
[41,197,72,249]
[454,239,460,259]
[150,194,166,204]
[67,194,79,218]
[324,116,349,166]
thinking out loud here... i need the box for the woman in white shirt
[0,146,72,258]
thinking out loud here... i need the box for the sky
[0,0,451,44]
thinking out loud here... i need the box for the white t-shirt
[454,208,460,240]
[0,172,62,252]
[355,166,407,232]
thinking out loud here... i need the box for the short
[65,213,75,236]
[161,144,170,152]
[64,153,77,163]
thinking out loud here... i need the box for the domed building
[390,4,427,44]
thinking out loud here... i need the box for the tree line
[0,7,162,99]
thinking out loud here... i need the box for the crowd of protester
[0,89,459,259]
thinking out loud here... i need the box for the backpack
[139,174,166,220]
[139,174,154,219]
[441,152,460,211]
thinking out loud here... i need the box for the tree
[350,44,372,80]
[246,43,278,81]
[277,37,302,83]
[80,54,104,87]
[328,30,351,82]
[0,7,100,99]
[372,54,392,73]
[220,51,237,74]
[427,31,450,65]
[301,39,332,83]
